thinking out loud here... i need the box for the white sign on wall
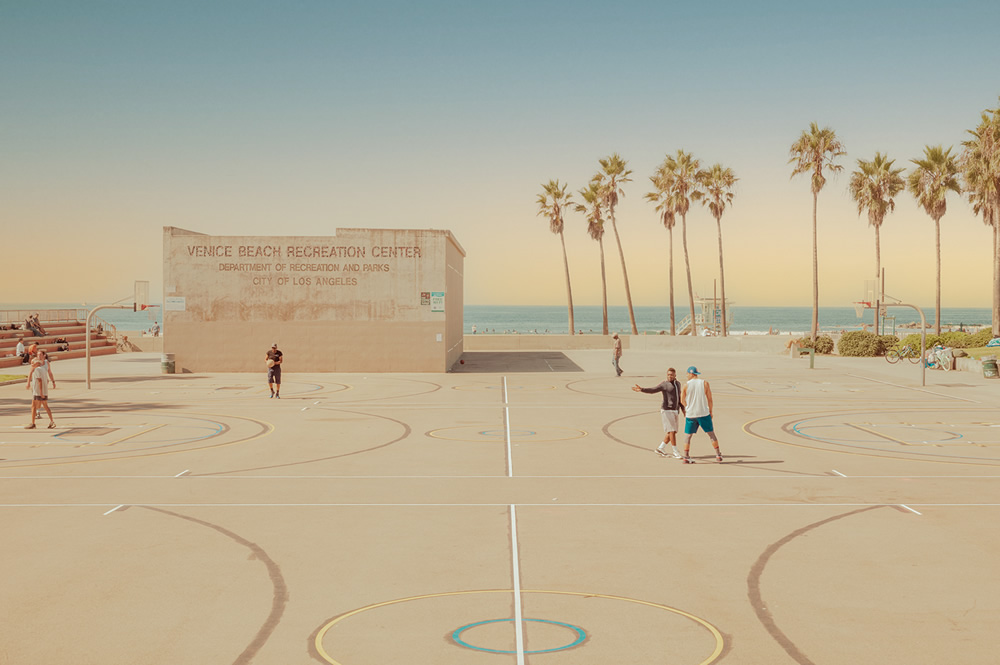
[164,296,187,311]
[431,292,445,312]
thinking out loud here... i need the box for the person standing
[680,366,722,463]
[266,343,282,398]
[25,355,56,429]
[612,333,623,376]
[632,367,684,458]
[16,338,28,364]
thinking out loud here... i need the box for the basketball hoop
[854,302,870,318]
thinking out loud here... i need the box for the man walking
[612,333,623,376]
[680,366,722,463]
[632,367,684,458]
[266,343,282,398]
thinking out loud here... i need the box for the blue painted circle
[452,618,586,654]
[479,429,536,437]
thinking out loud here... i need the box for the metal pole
[86,304,130,389]
[884,303,927,387]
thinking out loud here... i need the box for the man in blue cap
[680,366,722,463]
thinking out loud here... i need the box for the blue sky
[2,1,999,307]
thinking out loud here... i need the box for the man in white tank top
[680,366,722,463]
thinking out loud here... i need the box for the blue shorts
[684,415,714,434]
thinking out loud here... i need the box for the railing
[89,314,117,344]
[0,309,89,326]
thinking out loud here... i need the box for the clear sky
[2,1,999,308]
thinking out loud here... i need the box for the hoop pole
[86,305,131,389]
[881,303,927,386]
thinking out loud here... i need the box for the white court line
[900,504,923,515]
[4,502,997,508]
[6,474,1000,480]
[503,376,513,478]
[510,505,525,664]
[313,401,321,405]
[301,407,309,411]
[103,504,124,516]
[849,374,980,403]
[174,470,190,477]
[832,470,847,477]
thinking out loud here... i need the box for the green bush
[798,335,834,354]
[877,335,899,354]
[968,328,995,347]
[899,332,941,351]
[938,331,973,348]
[838,331,885,357]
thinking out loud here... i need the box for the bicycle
[885,344,921,364]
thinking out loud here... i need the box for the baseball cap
[687,366,700,375]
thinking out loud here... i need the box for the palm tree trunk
[599,236,609,336]
[875,224,881,334]
[669,227,676,335]
[609,209,639,335]
[560,230,575,335]
[994,206,1000,337]
[934,216,941,336]
[811,191,819,342]
[716,214,727,337]
[681,212,697,336]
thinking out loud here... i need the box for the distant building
[162,226,464,372]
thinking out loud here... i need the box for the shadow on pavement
[452,352,583,373]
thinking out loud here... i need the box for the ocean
[463,305,992,336]
[3,303,991,337]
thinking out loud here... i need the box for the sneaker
[25,423,36,429]
[275,394,280,399]
[655,449,669,457]
[682,456,694,464]
[269,393,274,398]
[716,452,723,462]
[671,448,683,459]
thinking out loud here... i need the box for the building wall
[162,226,465,372]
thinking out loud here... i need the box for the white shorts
[660,409,679,433]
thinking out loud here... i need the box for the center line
[504,376,513,478]
[510,504,525,664]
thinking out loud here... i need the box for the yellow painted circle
[313,589,724,665]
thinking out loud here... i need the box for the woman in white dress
[26,354,56,429]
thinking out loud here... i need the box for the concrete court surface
[1,349,999,664]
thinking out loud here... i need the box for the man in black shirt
[632,367,684,458]
[266,343,282,398]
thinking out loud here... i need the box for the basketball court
[1,348,998,664]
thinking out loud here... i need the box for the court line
[174,469,190,477]
[6,474,1000,480]
[7,502,1000,508]
[899,504,923,515]
[503,376,513,478]
[510,505,525,664]
[103,504,124,515]
[848,374,980,403]
[846,422,913,446]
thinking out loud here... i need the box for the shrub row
[797,335,835,354]
[898,328,995,350]
[837,331,898,357]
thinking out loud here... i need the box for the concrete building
[162,226,465,372]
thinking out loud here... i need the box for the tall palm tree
[537,179,576,335]
[790,123,846,342]
[962,101,1000,335]
[595,154,638,335]
[696,164,738,336]
[576,181,609,335]
[659,150,701,335]
[848,152,905,330]
[907,146,961,335]
[645,167,678,334]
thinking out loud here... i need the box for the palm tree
[789,123,846,342]
[537,179,576,335]
[697,164,738,336]
[659,150,701,335]
[962,101,1000,335]
[645,167,678,334]
[907,146,961,335]
[848,152,905,331]
[595,154,638,335]
[576,181,609,335]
